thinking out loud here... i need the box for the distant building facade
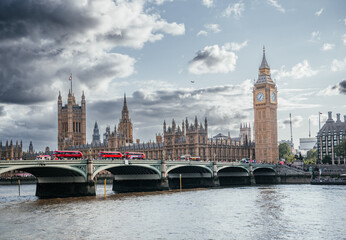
[317,112,346,164]
[299,137,317,156]
[161,117,254,161]
[0,140,23,159]
[63,93,254,161]
[253,47,278,163]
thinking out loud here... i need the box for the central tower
[118,94,133,144]
[253,47,278,163]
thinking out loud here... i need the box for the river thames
[0,184,345,239]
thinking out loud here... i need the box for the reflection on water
[0,184,345,239]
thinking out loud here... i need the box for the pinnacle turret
[259,46,270,69]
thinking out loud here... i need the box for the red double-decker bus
[98,151,122,160]
[53,151,83,160]
[123,152,145,160]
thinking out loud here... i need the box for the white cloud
[309,31,321,42]
[224,40,248,51]
[273,60,318,80]
[315,8,323,16]
[317,85,340,96]
[309,113,328,127]
[204,24,221,33]
[197,30,208,37]
[321,43,335,51]
[223,2,245,19]
[331,57,346,72]
[188,43,238,74]
[202,0,214,8]
[267,0,285,13]
[317,80,346,96]
[151,0,174,5]
[342,34,346,45]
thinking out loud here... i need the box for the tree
[322,155,332,164]
[304,149,317,165]
[279,143,292,160]
[286,154,295,163]
[335,137,346,164]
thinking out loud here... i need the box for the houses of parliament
[58,48,279,163]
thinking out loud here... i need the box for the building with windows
[0,140,23,160]
[57,90,86,150]
[316,112,346,164]
[299,137,316,156]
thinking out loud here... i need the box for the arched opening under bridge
[253,168,277,184]
[167,166,213,189]
[218,167,250,186]
[106,165,162,193]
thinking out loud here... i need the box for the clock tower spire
[253,47,278,163]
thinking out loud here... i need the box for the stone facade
[317,112,346,164]
[64,94,254,161]
[118,94,133,144]
[58,90,86,150]
[0,140,23,160]
[162,117,254,161]
[253,47,278,163]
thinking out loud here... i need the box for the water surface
[0,184,345,239]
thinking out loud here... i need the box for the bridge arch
[167,165,213,177]
[217,166,250,175]
[217,166,250,185]
[166,165,213,189]
[253,167,277,184]
[93,164,161,179]
[0,165,87,180]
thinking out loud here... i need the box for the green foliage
[322,155,332,164]
[279,143,292,160]
[307,149,317,159]
[286,154,295,163]
[304,158,316,165]
[304,149,317,165]
[335,137,346,158]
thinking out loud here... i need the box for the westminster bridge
[0,159,278,198]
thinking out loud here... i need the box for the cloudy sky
[0,0,345,151]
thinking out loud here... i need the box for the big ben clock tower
[253,47,278,163]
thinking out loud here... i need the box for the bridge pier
[112,180,165,193]
[36,181,96,198]
[213,162,220,187]
[249,164,256,185]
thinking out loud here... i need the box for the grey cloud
[0,0,182,104]
[0,1,99,104]
[0,1,97,41]
[88,84,252,142]
[339,80,346,94]
[0,106,5,116]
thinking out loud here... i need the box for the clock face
[271,92,276,102]
[256,92,264,102]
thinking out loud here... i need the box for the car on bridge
[35,155,51,160]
